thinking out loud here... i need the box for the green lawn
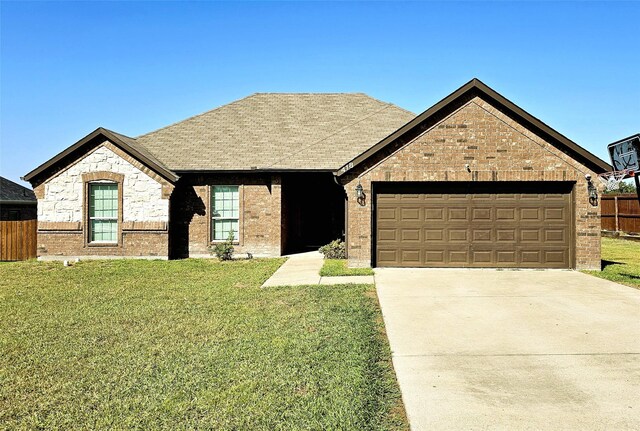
[0,259,407,430]
[584,237,640,289]
[320,259,375,277]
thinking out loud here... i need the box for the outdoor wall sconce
[355,182,366,205]
[586,174,598,206]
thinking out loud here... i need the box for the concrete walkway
[261,251,374,287]
[376,268,640,430]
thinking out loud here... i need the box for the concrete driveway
[375,269,640,430]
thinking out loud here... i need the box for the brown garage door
[375,182,573,268]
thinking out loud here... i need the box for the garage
[339,79,609,270]
[374,182,574,268]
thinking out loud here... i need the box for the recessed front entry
[374,182,574,268]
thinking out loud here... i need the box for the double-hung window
[211,185,239,241]
[89,183,118,243]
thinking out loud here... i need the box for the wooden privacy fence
[601,194,640,234]
[0,220,37,261]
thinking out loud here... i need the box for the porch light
[586,174,598,206]
[355,182,364,200]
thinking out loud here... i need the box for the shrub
[319,239,346,259]
[211,231,235,261]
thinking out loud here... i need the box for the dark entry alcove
[281,173,345,254]
[168,180,206,259]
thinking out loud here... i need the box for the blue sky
[1,1,638,185]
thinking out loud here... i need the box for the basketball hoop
[597,169,634,192]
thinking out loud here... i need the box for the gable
[336,79,610,177]
[363,96,597,181]
[23,128,178,188]
[37,143,170,224]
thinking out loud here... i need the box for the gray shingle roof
[0,176,36,203]
[136,93,415,171]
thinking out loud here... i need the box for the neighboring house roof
[23,127,179,183]
[0,176,36,204]
[336,78,611,176]
[136,93,416,171]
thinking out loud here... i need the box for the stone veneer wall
[170,174,282,258]
[35,141,172,259]
[343,96,602,270]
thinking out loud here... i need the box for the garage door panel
[447,194,469,200]
[425,250,445,263]
[377,249,398,266]
[375,183,572,268]
[400,208,421,221]
[425,229,444,241]
[520,229,541,242]
[521,250,541,263]
[496,208,516,220]
[448,229,467,242]
[545,250,567,264]
[544,207,567,221]
[495,194,517,200]
[497,251,517,263]
[472,250,493,263]
[544,229,566,243]
[520,208,541,221]
[377,228,397,242]
[521,193,544,200]
[425,208,444,221]
[378,208,398,221]
[449,250,469,263]
[472,208,492,221]
[401,229,421,242]
[497,229,516,242]
[472,229,492,242]
[401,249,421,264]
[449,208,468,220]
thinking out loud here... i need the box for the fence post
[614,195,619,232]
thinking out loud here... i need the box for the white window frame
[88,181,118,244]
[211,185,240,242]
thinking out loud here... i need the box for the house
[23,79,610,269]
[0,176,37,221]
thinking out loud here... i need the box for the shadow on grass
[620,273,640,280]
[602,259,625,270]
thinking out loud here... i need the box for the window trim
[88,182,119,244]
[209,185,241,244]
[82,172,124,248]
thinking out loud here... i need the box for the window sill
[87,242,120,248]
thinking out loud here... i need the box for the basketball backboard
[607,134,640,173]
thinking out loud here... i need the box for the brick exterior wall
[34,140,173,259]
[170,174,282,258]
[342,96,602,270]
[37,231,169,259]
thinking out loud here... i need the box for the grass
[320,259,375,277]
[583,237,640,289]
[0,259,407,430]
